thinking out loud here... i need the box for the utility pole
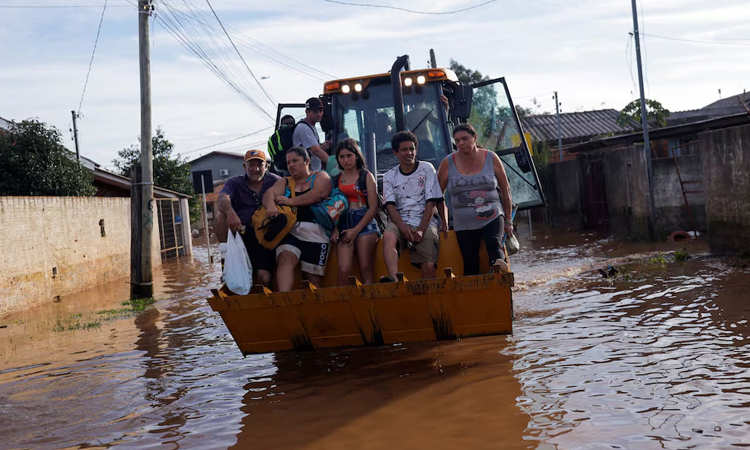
[131,0,154,299]
[554,91,563,162]
[631,0,657,239]
[71,111,81,163]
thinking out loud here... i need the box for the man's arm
[295,124,328,164]
[217,192,242,231]
[416,201,437,235]
[308,143,329,164]
[386,203,414,242]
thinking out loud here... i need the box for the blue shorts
[338,207,379,236]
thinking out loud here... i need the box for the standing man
[381,131,448,281]
[216,149,280,287]
[293,97,330,172]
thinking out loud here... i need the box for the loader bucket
[208,268,513,356]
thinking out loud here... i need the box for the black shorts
[240,230,275,273]
[276,232,330,276]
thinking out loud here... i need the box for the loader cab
[324,72,452,178]
[278,60,546,211]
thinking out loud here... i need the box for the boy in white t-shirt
[382,131,448,280]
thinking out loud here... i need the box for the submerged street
[1,226,749,449]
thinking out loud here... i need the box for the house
[189,151,246,183]
[667,91,750,126]
[0,115,13,130]
[544,111,750,247]
[521,109,640,163]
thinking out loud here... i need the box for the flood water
[2,225,750,449]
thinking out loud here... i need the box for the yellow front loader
[208,55,544,356]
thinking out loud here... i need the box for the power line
[204,0,276,108]
[0,4,128,7]
[641,32,750,46]
[78,0,108,115]
[181,125,274,155]
[319,0,499,14]
[155,0,276,121]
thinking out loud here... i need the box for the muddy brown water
[1,227,749,449]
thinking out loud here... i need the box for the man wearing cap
[216,149,280,286]
[293,97,331,172]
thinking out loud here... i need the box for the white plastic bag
[223,231,253,295]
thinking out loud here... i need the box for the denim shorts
[339,207,380,236]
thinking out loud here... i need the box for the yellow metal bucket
[208,231,514,355]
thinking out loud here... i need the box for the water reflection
[1,233,749,449]
[510,260,750,449]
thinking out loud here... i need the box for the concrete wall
[600,145,652,240]
[539,160,583,229]
[190,154,245,184]
[700,124,750,253]
[0,197,161,317]
[651,154,706,236]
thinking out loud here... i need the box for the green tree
[113,127,199,222]
[531,138,551,175]
[0,119,96,196]
[450,59,496,140]
[617,99,671,128]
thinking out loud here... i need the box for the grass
[674,248,691,262]
[648,253,668,266]
[52,298,156,333]
[96,298,155,317]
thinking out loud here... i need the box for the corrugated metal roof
[521,109,640,144]
[702,91,749,109]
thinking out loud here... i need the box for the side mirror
[453,85,473,120]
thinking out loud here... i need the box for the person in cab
[381,131,447,281]
[263,147,332,291]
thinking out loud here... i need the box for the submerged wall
[701,124,750,254]
[0,197,161,317]
[651,154,706,238]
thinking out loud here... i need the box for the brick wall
[0,197,161,317]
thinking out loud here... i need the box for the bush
[0,120,95,196]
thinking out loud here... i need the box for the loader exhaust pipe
[390,55,411,132]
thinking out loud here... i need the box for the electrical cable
[640,32,750,46]
[204,0,276,108]
[319,0,498,15]
[78,0,108,115]
[155,0,276,121]
[181,125,274,155]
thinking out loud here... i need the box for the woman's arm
[281,172,332,207]
[491,152,513,234]
[437,157,449,192]
[262,178,286,217]
[351,171,380,234]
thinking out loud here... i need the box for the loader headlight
[404,77,413,87]
[341,84,351,94]
[417,75,426,85]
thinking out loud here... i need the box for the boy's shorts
[384,222,439,267]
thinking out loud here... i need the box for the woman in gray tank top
[437,124,514,275]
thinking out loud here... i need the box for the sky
[1,0,749,170]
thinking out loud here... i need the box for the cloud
[1,0,747,166]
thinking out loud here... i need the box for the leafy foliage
[617,99,671,128]
[0,120,96,196]
[531,138,551,174]
[113,127,200,223]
